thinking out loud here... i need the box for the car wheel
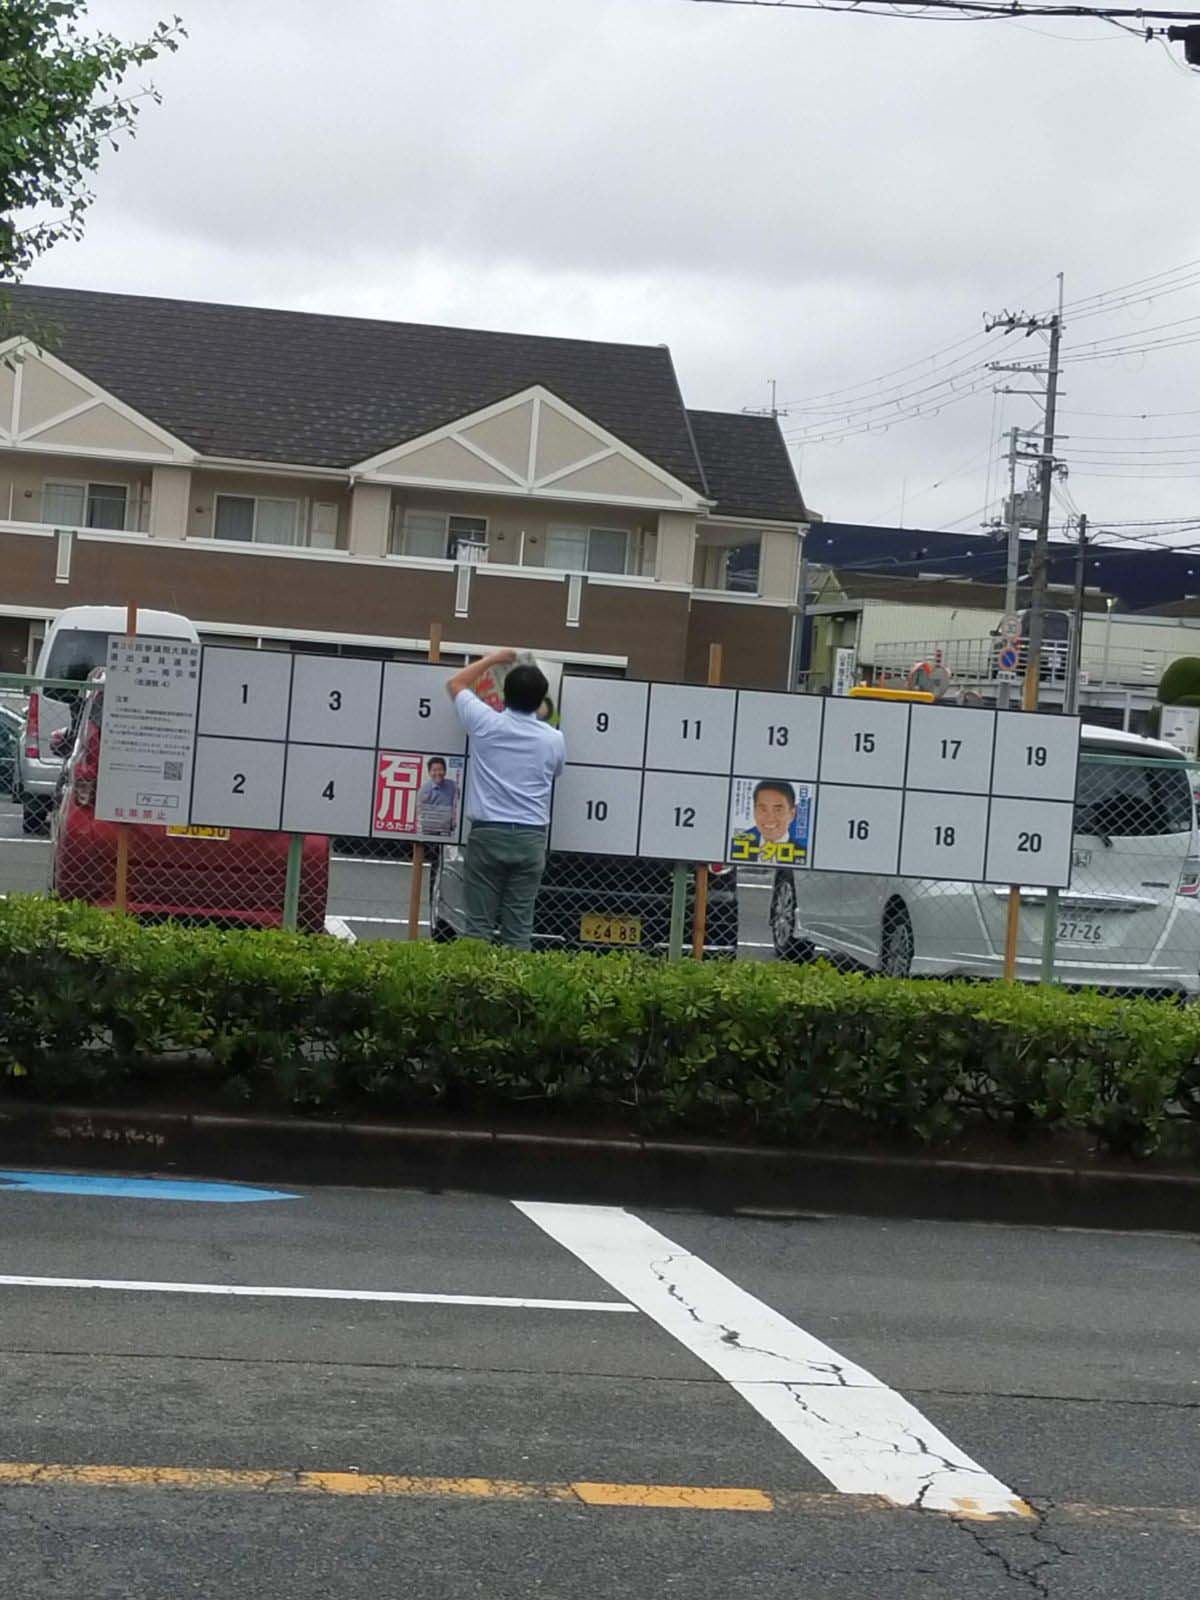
[880,899,914,978]
[770,873,815,963]
[21,795,49,836]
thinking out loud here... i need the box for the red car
[51,678,330,931]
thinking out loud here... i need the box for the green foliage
[2,896,1199,1157]
[1,0,184,296]
[1158,657,1200,707]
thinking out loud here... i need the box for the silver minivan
[770,725,1200,995]
[17,605,199,833]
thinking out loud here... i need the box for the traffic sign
[998,612,1022,641]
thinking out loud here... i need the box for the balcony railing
[871,636,1174,692]
[3,486,149,534]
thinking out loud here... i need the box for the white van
[769,724,1200,996]
[17,605,200,834]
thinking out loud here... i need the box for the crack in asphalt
[945,1494,1075,1597]
[2,1346,1199,1414]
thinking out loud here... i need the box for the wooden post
[691,643,724,960]
[408,624,444,940]
[113,603,136,913]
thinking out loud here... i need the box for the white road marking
[0,1273,634,1314]
[323,915,357,941]
[335,914,425,926]
[515,1201,1030,1518]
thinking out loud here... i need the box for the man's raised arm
[445,646,518,700]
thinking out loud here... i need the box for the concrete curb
[1,1099,1198,1231]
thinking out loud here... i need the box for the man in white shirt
[446,647,566,950]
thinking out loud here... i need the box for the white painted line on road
[515,1202,1030,1519]
[323,915,357,942]
[0,1273,636,1314]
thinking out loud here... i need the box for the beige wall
[655,510,697,585]
[0,448,151,528]
[759,529,800,602]
[188,468,352,549]
[149,465,191,541]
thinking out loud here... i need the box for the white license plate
[1057,918,1105,946]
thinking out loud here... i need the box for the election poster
[373,751,465,842]
[474,650,563,724]
[727,776,814,867]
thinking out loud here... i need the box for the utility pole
[985,277,1066,713]
[996,426,1022,713]
[1064,513,1087,716]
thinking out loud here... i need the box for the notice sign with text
[96,637,201,824]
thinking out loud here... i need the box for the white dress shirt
[454,689,565,826]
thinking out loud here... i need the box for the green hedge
[2,895,1199,1157]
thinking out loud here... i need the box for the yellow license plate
[580,914,642,946]
[166,825,230,840]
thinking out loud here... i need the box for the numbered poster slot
[280,743,376,836]
[189,737,287,831]
[819,697,910,789]
[287,656,383,749]
[637,770,729,861]
[732,691,823,781]
[811,783,904,875]
[644,683,736,775]
[904,704,996,796]
[550,766,642,856]
[197,647,293,741]
[984,797,1074,888]
[898,790,989,881]
[990,711,1081,802]
[557,677,649,769]
[377,663,466,756]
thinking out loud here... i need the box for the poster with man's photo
[727,776,814,867]
[373,751,465,842]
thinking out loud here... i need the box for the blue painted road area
[0,1171,299,1203]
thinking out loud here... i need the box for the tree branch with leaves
[1,0,185,334]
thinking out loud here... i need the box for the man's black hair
[427,756,447,773]
[504,663,549,714]
[753,779,796,806]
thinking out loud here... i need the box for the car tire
[770,873,815,963]
[880,899,914,978]
[21,795,49,836]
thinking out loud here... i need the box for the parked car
[0,703,24,799]
[51,675,330,930]
[770,725,1200,995]
[18,605,200,835]
[432,843,739,955]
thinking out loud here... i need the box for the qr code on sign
[163,760,183,782]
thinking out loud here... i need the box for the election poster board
[97,643,1082,891]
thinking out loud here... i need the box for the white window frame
[213,493,302,547]
[390,509,489,560]
[545,524,631,575]
[42,477,129,531]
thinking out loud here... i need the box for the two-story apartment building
[0,287,807,686]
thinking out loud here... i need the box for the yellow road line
[0,1462,1194,1530]
[0,1461,878,1514]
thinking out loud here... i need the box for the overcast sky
[23,0,1200,543]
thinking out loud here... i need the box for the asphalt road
[0,1173,1197,1597]
[0,798,776,954]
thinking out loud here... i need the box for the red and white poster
[373,751,465,842]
